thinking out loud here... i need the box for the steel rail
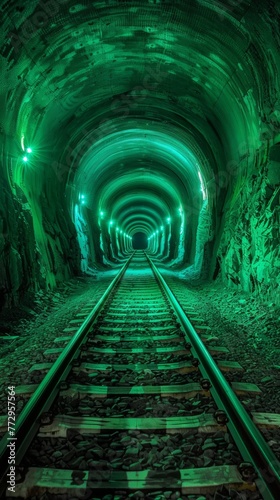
[146,253,280,500]
[0,254,134,497]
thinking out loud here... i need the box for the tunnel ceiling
[1,0,280,268]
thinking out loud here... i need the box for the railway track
[0,251,280,499]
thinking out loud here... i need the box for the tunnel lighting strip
[0,253,134,495]
[146,253,280,500]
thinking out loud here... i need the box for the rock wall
[0,178,41,308]
[218,160,280,304]
[0,135,81,309]
[180,199,212,280]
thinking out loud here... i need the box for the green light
[120,230,123,234]
[156,230,158,233]
[198,171,207,200]
[81,194,85,199]
[81,200,85,205]
[23,156,28,162]
[161,226,163,230]
[116,227,119,231]
[26,147,32,153]
[167,217,171,223]
[100,211,104,216]
[109,220,113,225]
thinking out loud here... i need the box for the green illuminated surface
[0,0,280,300]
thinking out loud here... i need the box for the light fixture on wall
[22,146,32,162]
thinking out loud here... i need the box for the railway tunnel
[0,0,279,305]
[1,1,280,500]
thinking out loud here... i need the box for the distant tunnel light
[100,211,104,216]
[80,194,85,199]
[26,147,32,153]
[167,217,171,223]
[23,156,28,162]
[109,220,113,225]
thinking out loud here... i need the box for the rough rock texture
[218,162,280,304]
[0,137,81,308]
[0,177,40,308]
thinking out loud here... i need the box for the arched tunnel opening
[0,1,279,301]
[1,3,280,496]
[132,232,148,250]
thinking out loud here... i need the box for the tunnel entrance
[132,232,148,249]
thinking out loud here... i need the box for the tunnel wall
[0,174,41,308]
[0,134,81,308]
[217,147,280,305]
